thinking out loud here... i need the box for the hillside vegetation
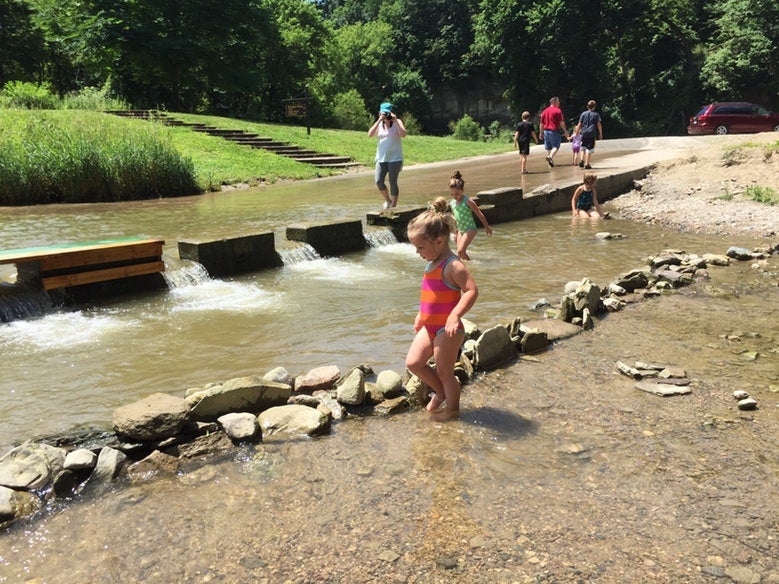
[0,110,512,205]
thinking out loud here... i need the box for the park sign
[282,96,312,135]
[284,100,307,118]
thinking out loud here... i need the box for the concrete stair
[104,109,359,169]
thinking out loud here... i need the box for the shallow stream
[0,141,776,582]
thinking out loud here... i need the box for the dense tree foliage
[2,0,777,135]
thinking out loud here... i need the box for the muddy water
[0,142,777,582]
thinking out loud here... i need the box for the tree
[700,0,779,102]
[0,0,47,87]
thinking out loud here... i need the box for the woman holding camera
[368,102,407,209]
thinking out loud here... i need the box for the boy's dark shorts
[517,140,530,156]
[582,136,597,151]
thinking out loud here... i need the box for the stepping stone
[634,381,691,396]
[655,377,691,386]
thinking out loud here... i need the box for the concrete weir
[178,167,651,278]
[178,232,282,277]
[177,166,651,280]
[0,166,653,318]
[369,166,652,242]
[286,219,367,257]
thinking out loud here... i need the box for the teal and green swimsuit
[450,197,478,232]
[576,190,594,211]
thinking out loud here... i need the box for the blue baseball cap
[379,102,393,114]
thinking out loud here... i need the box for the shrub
[0,81,59,109]
[62,84,129,111]
[745,185,777,205]
[331,89,372,131]
[402,112,422,135]
[449,114,485,142]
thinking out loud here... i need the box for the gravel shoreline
[610,133,778,239]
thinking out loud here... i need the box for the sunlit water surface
[0,142,775,582]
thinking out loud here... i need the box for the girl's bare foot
[430,408,460,422]
[426,394,445,411]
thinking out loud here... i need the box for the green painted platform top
[0,237,163,264]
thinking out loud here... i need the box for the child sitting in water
[405,198,479,421]
[571,173,608,218]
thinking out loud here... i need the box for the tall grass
[0,110,199,205]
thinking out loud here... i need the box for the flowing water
[0,141,776,582]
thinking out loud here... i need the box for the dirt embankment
[611,133,778,239]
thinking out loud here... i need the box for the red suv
[687,102,779,135]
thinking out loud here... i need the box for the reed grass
[0,110,199,205]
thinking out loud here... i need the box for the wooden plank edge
[42,261,165,291]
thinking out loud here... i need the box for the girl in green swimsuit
[442,170,493,260]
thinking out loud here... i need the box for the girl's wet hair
[407,197,456,241]
[449,170,465,190]
[583,172,597,185]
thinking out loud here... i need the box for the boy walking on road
[576,100,603,169]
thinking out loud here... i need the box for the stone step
[314,161,362,169]
[227,135,273,142]
[271,148,320,156]
[293,156,353,165]
[250,142,291,149]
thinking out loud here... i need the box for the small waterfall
[0,285,54,323]
[364,228,399,248]
[162,259,211,288]
[279,243,321,265]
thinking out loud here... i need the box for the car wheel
[773,124,779,132]
[714,125,728,135]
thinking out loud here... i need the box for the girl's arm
[572,186,583,214]
[467,198,493,235]
[443,261,479,336]
[592,187,603,213]
[413,311,423,332]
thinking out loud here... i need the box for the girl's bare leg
[430,331,464,421]
[456,231,476,261]
[405,328,445,410]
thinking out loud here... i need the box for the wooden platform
[0,238,165,291]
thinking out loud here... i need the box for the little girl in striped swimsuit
[405,198,479,421]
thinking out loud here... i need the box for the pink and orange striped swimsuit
[418,254,462,339]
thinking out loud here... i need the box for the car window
[733,106,751,115]
[695,106,709,116]
[755,106,769,115]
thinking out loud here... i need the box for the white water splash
[163,261,211,288]
[169,279,282,313]
[364,228,398,248]
[1,311,136,350]
[279,244,321,265]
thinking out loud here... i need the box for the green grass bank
[0,109,512,205]
[0,110,199,205]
